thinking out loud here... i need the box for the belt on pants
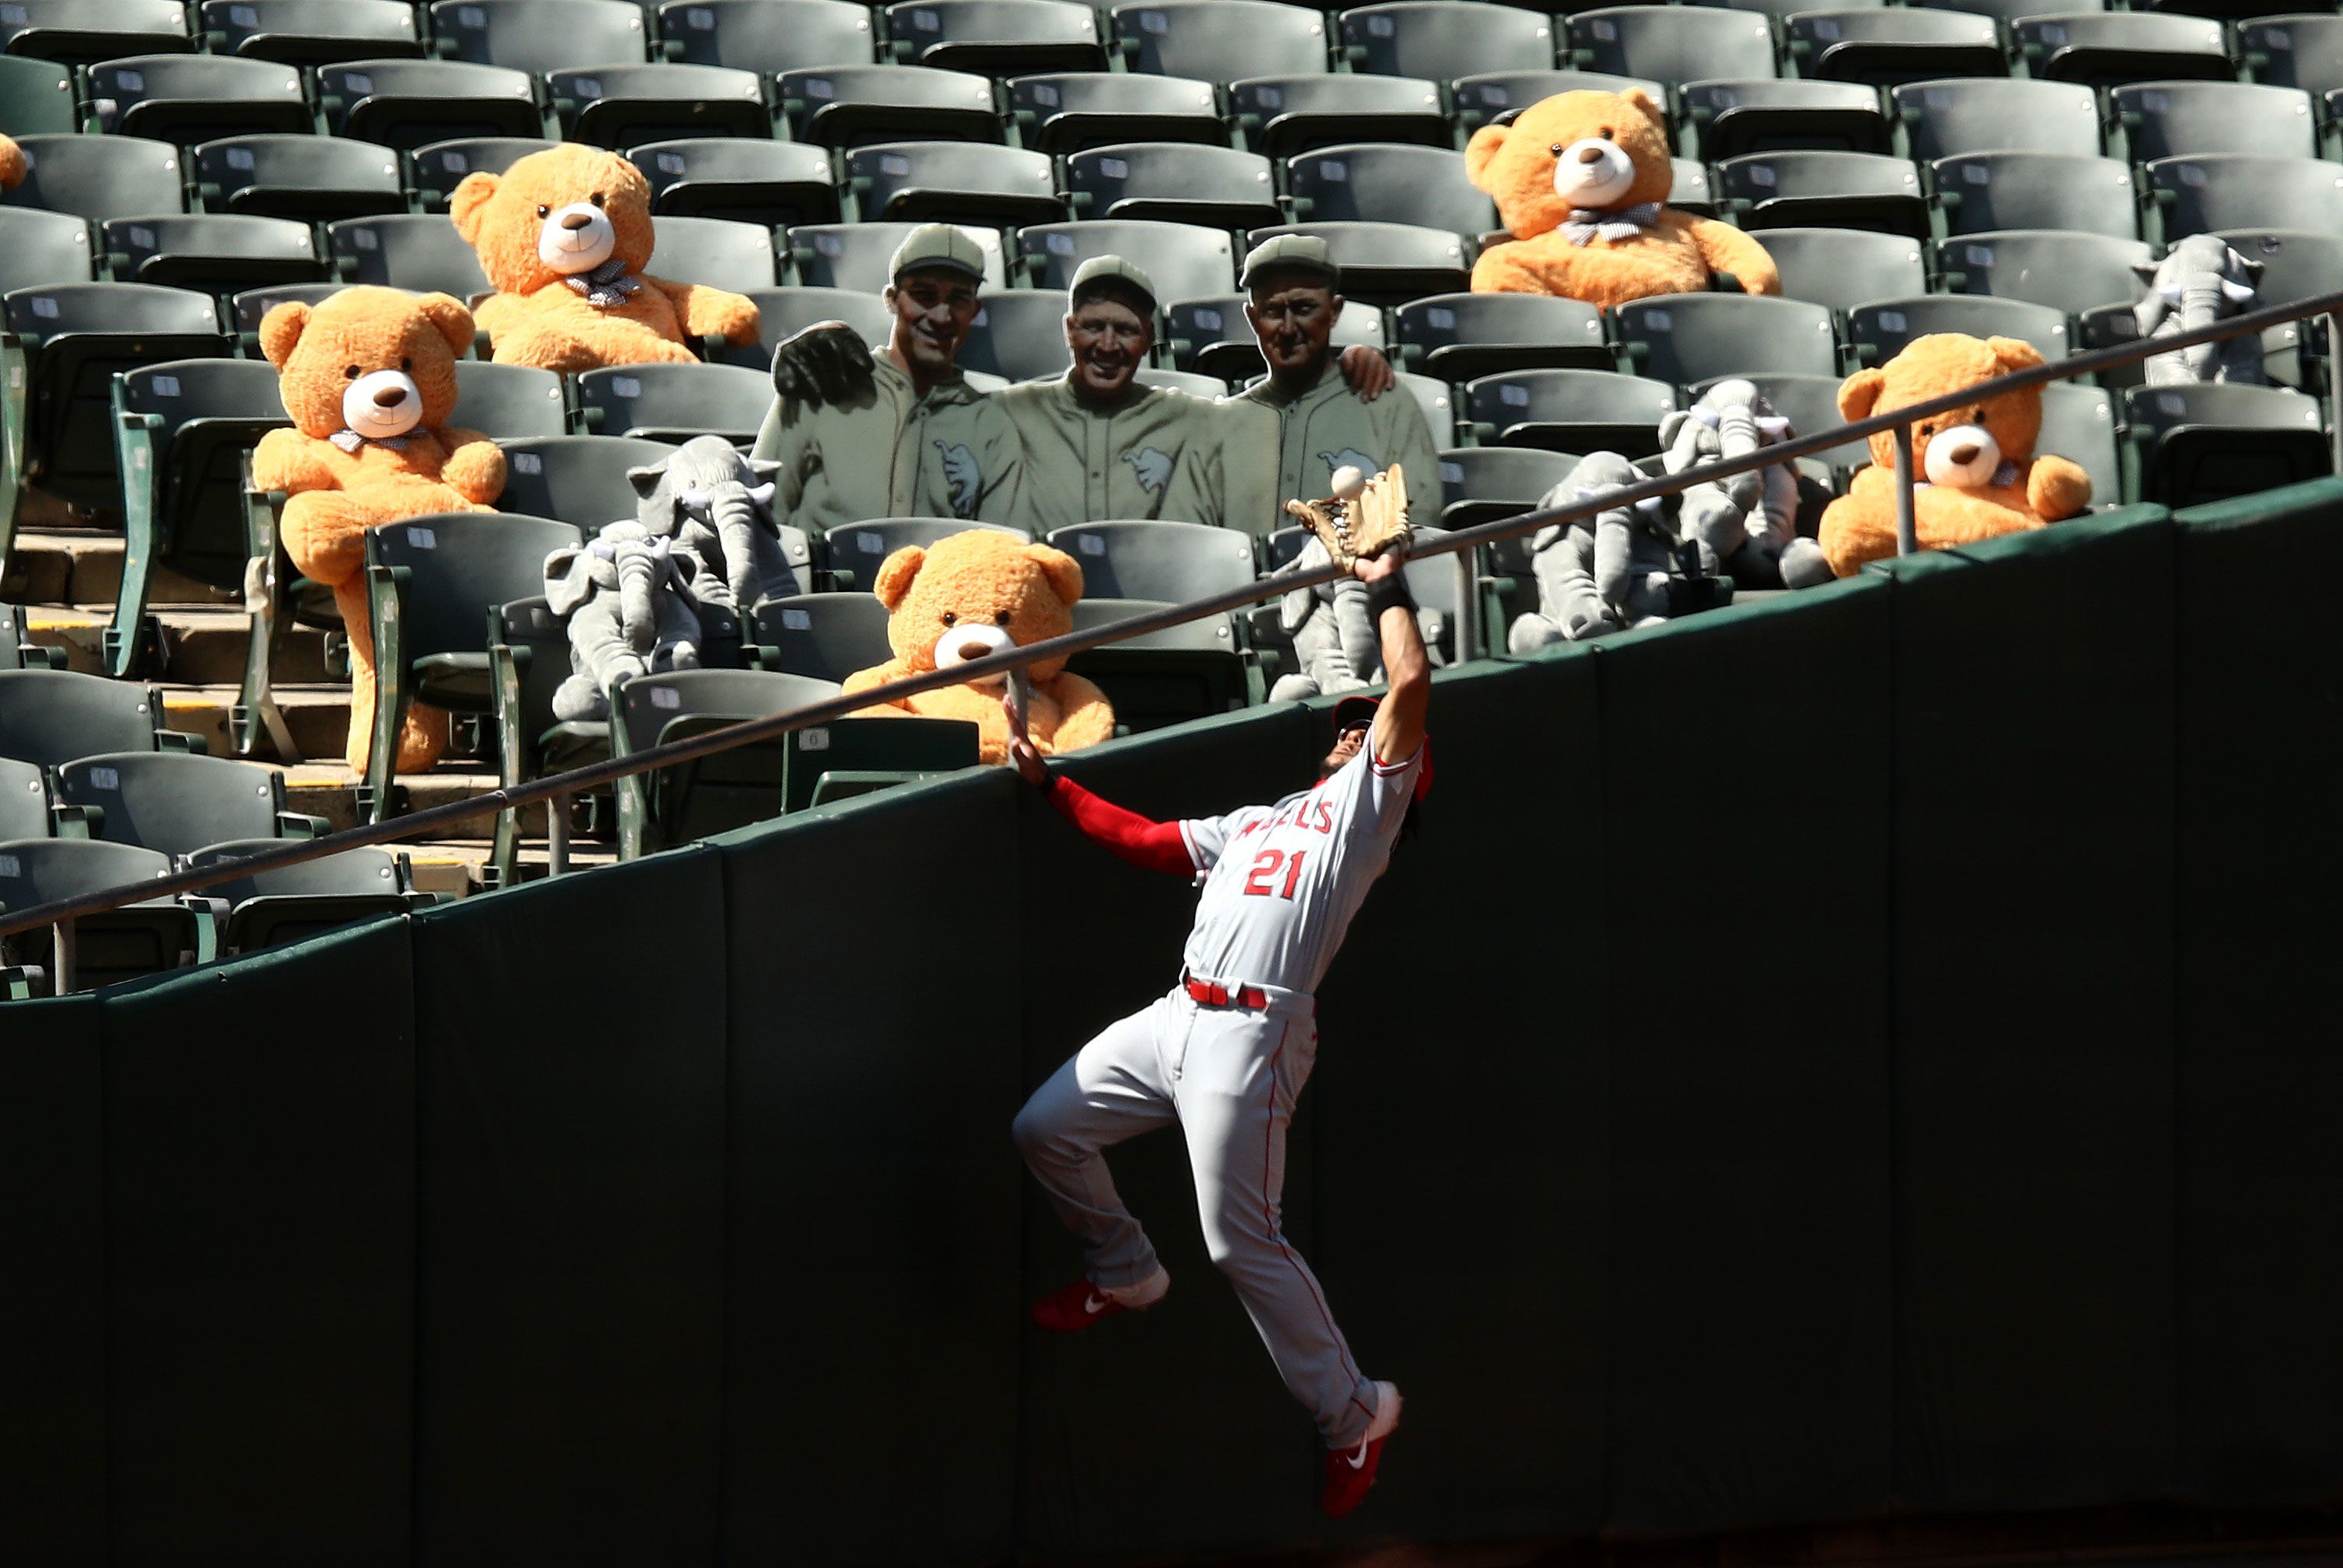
[1182,968,1269,1012]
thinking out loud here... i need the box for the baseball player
[1005,540,1431,1520]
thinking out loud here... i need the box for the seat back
[612,666,843,847]
[0,755,55,839]
[115,356,290,589]
[194,134,408,222]
[1111,0,1329,81]
[1393,290,1607,380]
[2147,154,2343,241]
[2038,381,2120,509]
[407,134,560,210]
[1005,70,1221,153]
[2113,80,2318,163]
[1065,595,1251,732]
[1569,5,1778,88]
[883,0,1106,74]
[1285,142,1496,237]
[0,671,171,769]
[1225,73,1448,159]
[0,207,96,294]
[1045,519,1257,601]
[823,517,1028,590]
[369,511,584,664]
[496,433,676,526]
[729,285,893,368]
[775,62,1000,147]
[778,715,979,811]
[184,836,414,951]
[575,362,773,444]
[0,0,189,64]
[87,53,310,144]
[2238,15,2343,98]
[451,360,569,442]
[0,54,79,135]
[843,140,1064,226]
[1846,294,2071,369]
[632,136,839,229]
[1451,66,1665,130]
[54,750,284,857]
[0,839,174,907]
[316,59,545,150]
[958,289,1076,382]
[428,0,651,73]
[1240,219,1469,301]
[2123,382,2330,506]
[787,219,1008,290]
[200,0,423,65]
[658,0,879,73]
[1933,229,2153,317]
[0,134,186,223]
[1758,226,1928,315]
[1017,218,1235,302]
[1893,77,2102,162]
[326,212,494,295]
[1464,367,1678,455]
[1930,151,2140,241]
[547,62,770,149]
[1065,142,1280,229]
[1613,292,1840,386]
[1339,2,1558,83]
[1434,446,1578,528]
[751,591,893,683]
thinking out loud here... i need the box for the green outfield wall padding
[716,771,1025,1568]
[100,918,415,1564]
[0,993,105,1566]
[1309,654,1611,1546]
[2170,479,2343,1506]
[1597,577,1896,1534]
[1877,507,2181,1514]
[410,849,728,1566]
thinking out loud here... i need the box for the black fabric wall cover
[102,918,417,1564]
[1596,579,1896,1534]
[717,770,1025,1568]
[1308,655,1611,1546]
[0,993,105,1566]
[2171,480,2343,1506]
[410,847,728,1566]
[1877,508,2181,1513]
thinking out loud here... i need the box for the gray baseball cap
[888,223,988,283]
[1068,254,1157,315]
[1240,233,1339,290]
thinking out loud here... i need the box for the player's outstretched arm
[1004,699,1196,876]
[1357,548,1428,767]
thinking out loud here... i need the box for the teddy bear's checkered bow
[1560,201,1663,246]
[565,258,643,308]
[328,430,409,454]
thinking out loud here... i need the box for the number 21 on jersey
[1242,848,1308,900]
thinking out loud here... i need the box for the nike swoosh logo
[1346,1442,1369,1470]
[1082,1293,1110,1315]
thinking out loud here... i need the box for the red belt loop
[1183,971,1268,1011]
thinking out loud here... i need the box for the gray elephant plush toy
[628,434,793,624]
[1508,451,1696,651]
[1656,378,1833,590]
[1267,533,1449,703]
[2134,235,2266,387]
[544,519,706,722]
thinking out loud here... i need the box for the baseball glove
[1284,464,1410,573]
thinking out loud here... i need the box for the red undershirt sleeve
[1045,775,1196,877]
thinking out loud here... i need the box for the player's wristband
[1362,570,1416,623]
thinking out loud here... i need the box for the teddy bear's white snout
[342,369,423,438]
[537,201,616,273]
[1552,138,1635,207]
[1924,423,2001,487]
[933,618,1014,682]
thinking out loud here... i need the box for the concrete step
[23,604,330,686]
[2,529,236,611]
[274,761,551,839]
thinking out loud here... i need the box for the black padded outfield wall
[2,483,2340,1563]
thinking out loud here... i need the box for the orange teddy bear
[0,134,23,191]
[251,287,506,775]
[844,529,1114,765]
[1466,87,1778,308]
[451,143,760,374]
[1818,333,2092,576]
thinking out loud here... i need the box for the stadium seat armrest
[51,802,103,838]
[276,812,331,839]
[2,963,44,1000]
[179,898,226,966]
[155,729,209,755]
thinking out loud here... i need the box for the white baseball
[1329,465,1368,500]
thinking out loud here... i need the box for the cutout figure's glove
[769,321,876,407]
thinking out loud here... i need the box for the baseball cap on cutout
[1328,694,1433,802]
[1241,233,1340,291]
[889,223,987,284]
[1068,254,1157,315]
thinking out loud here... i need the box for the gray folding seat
[632,137,839,228]
[54,750,321,858]
[1686,369,1870,470]
[1043,519,1258,602]
[185,839,431,953]
[957,290,1075,381]
[656,0,879,73]
[1066,143,1280,230]
[1227,73,1448,157]
[0,669,195,770]
[1757,226,1928,315]
[86,55,312,146]
[1286,144,1496,239]
[2121,382,2328,507]
[2110,81,2318,163]
[789,219,1007,290]
[1909,0,2100,21]
[1934,229,2153,315]
[776,62,999,145]
[1433,446,1579,529]
[884,0,1106,73]
[194,135,407,222]
[1716,149,1927,237]
[0,839,211,996]
[0,54,75,134]
[750,591,893,684]
[1463,368,1679,455]
[546,62,770,148]
[1846,294,2070,369]
[0,208,96,294]
[1679,77,1891,159]
[408,136,558,212]
[495,433,676,526]
[316,60,544,150]
[2239,15,2343,101]
[1393,290,1610,380]
[2011,12,2232,88]
[199,0,424,65]
[1452,68,1667,133]
[2144,154,2343,241]
[1782,9,2003,87]
[1399,369,1453,445]
[643,214,781,291]
[2213,226,2343,389]
[2036,381,2118,508]
[1929,151,2140,241]
[576,362,774,444]
[102,213,325,293]
[0,0,189,64]
[1669,157,1715,216]
[426,0,651,76]
[230,283,344,351]
[725,285,893,367]
[1568,6,1778,90]
[1338,3,1558,83]
[1007,71,1222,153]
[1612,293,1841,386]
[0,754,71,836]
[1242,220,1469,301]
[1064,597,1260,734]
[608,667,847,853]
[0,133,184,223]
[2,607,66,672]
[821,517,1026,591]
[326,213,493,296]
[1111,0,1328,84]
[1019,219,1234,301]
[846,140,1064,226]
[451,361,569,440]
[1892,77,2102,162]
[1166,293,1384,379]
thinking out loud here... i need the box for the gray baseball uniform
[1012,742,1424,1449]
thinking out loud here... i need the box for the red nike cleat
[1321,1381,1403,1519]
[1029,1267,1168,1334]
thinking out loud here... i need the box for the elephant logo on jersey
[934,440,982,519]
[1123,446,1174,495]
[1318,447,1379,486]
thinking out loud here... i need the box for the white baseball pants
[1012,985,1383,1449]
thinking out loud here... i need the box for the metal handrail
[5,283,2341,959]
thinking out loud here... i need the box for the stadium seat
[102,214,325,293]
[184,838,432,953]
[1612,292,1841,386]
[820,516,1026,590]
[482,592,609,880]
[0,0,191,65]
[958,290,1075,382]
[1006,71,1223,153]
[1929,151,2141,241]
[1285,144,1498,238]
[54,750,322,857]
[776,62,999,146]
[0,208,95,294]
[2121,382,2329,507]
[1670,156,1717,216]
[884,0,1106,73]
[1687,369,1870,471]
[1339,2,1557,83]
[1433,445,1578,529]
[1064,597,1257,733]
[1227,73,1448,158]
[0,54,78,135]
[1044,519,1258,601]
[1678,77,1892,160]
[1019,219,1235,301]
[1,605,67,672]
[326,212,494,296]
[722,284,893,368]
[1846,294,2070,369]
[0,839,212,997]
[0,669,198,769]
[85,55,310,148]
[2239,15,2343,102]
[2213,226,2343,389]
[0,754,77,837]
[1393,291,1610,381]
[1065,143,1281,230]
[427,0,651,75]
[749,590,891,682]
[494,433,681,527]
[2110,80,2318,162]
[1166,292,1383,380]
[1452,68,1667,134]
[1892,77,2103,162]
[546,62,770,148]
[1782,9,2003,87]
[199,0,426,66]
[407,135,558,211]
[194,135,408,222]
[1567,6,1780,90]
[633,137,840,227]
[1934,229,2153,317]
[1906,0,2078,20]
[316,59,544,150]
[789,219,1008,290]
[1463,367,1678,456]
[644,213,781,291]
[105,358,289,679]
[658,0,879,73]
[2012,12,2233,88]
[0,134,184,223]
[1714,148,1927,237]
[608,665,844,854]
[1243,221,1468,301]
[1758,226,1929,316]
[450,361,569,440]
[230,282,346,349]
[2145,154,2343,241]
[846,140,1064,226]
[576,362,772,444]
[1112,0,1330,84]
[2038,380,2120,509]
[1398,369,1454,446]
[361,510,583,816]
